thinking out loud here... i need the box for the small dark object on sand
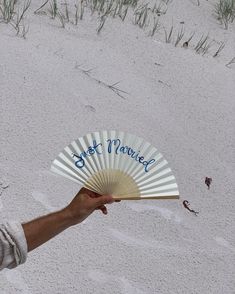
[205,177,212,189]
[183,41,188,48]
[183,200,199,216]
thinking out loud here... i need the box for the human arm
[21,188,114,252]
[0,188,115,270]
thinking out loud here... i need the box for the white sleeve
[0,221,28,271]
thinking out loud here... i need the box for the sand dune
[0,0,234,293]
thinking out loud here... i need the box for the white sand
[0,0,235,293]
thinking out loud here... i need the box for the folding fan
[50,130,180,200]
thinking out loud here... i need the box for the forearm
[20,189,114,254]
[21,208,72,252]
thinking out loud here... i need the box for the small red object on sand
[205,177,212,189]
[183,200,199,216]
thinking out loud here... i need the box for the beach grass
[149,16,160,37]
[49,0,58,19]
[0,0,17,22]
[164,24,173,43]
[14,0,31,33]
[215,0,235,29]
[174,25,185,47]
[0,0,31,38]
[1,0,228,59]
[226,56,235,67]
[213,42,226,57]
[194,34,212,55]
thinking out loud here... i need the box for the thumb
[94,195,114,207]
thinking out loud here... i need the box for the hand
[63,188,119,225]
[21,188,120,252]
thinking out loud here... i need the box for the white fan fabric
[51,130,180,200]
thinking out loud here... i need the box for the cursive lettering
[72,138,156,172]
[107,138,155,172]
[72,140,102,169]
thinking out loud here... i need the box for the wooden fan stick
[111,195,180,200]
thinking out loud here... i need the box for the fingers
[96,205,108,215]
[95,195,114,207]
[79,188,99,198]
[79,188,122,202]
[79,188,121,212]
[95,198,121,215]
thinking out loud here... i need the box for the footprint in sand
[119,277,147,294]
[215,237,235,253]
[84,104,96,112]
[4,269,30,294]
[108,228,180,251]
[88,269,109,283]
[88,269,148,294]
[0,177,9,189]
[32,190,89,224]
[37,169,59,178]
[126,203,182,223]
[32,191,55,212]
